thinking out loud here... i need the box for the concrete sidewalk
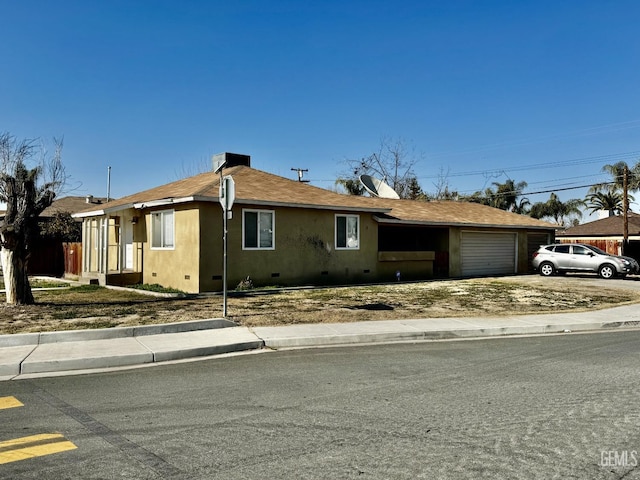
[1,304,639,380]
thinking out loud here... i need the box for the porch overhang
[72,203,136,219]
[372,214,556,230]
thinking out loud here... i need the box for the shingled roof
[558,212,640,237]
[369,197,554,228]
[41,196,109,217]
[74,165,554,229]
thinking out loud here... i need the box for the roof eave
[72,210,106,219]
[133,196,209,209]
[234,199,390,213]
[74,196,390,216]
[373,215,556,229]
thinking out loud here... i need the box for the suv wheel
[539,262,555,276]
[598,264,616,279]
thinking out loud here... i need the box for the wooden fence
[558,238,620,255]
[63,242,82,276]
[27,241,82,277]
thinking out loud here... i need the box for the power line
[309,149,640,199]
[314,150,640,184]
[522,182,615,196]
[455,181,615,198]
[418,150,640,180]
[426,120,640,160]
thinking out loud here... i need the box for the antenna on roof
[291,168,310,183]
[359,174,400,199]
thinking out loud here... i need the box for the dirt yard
[0,275,638,334]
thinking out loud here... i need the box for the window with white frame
[335,214,359,249]
[243,209,275,250]
[151,210,175,249]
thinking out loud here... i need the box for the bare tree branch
[0,132,66,304]
[339,136,424,199]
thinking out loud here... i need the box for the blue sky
[3,1,640,214]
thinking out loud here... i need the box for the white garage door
[461,232,516,276]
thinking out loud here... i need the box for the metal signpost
[219,175,235,317]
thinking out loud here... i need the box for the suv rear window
[554,245,570,254]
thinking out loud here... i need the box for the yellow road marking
[0,433,77,464]
[0,396,23,410]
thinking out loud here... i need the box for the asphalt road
[1,331,640,479]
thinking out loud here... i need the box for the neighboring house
[40,195,108,218]
[556,212,640,260]
[30,195,108,276]
[73,154,556,293]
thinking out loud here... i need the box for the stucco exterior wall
[197,204,382,290]
[516,231,530,273]
[199,203,224,292]
[449,227,462,276]
[142,205,201,292]
[132,202,554,293]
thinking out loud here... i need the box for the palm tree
[465,179,528,212]
[596,161,640,192]
[490,179,528,212]
[530,193,584,227]
[584,189,632,216]
[595,160,640,252]
[512,197,531,215]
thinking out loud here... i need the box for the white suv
[532,243,639,279]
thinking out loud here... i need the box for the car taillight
[532,252,539,258]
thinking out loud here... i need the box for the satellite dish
[359,175,400,199]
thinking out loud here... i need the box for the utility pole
[107,166,111,202]
[623,164,629,255]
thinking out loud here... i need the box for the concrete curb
[137,327,264,363]
[0,325,264,378]
[0,318,243,379]
[20,338,155,374]
[0,345,37,377]
[0,318,236,347]
[255,320,640,349]
[2,309,640,380]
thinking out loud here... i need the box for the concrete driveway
[505,272,640,292]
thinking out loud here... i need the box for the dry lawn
[0,275,638,334]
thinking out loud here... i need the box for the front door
[122,221,134,270]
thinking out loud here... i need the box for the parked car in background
[532,243,640,279]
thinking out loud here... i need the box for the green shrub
[130,283,185,294]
